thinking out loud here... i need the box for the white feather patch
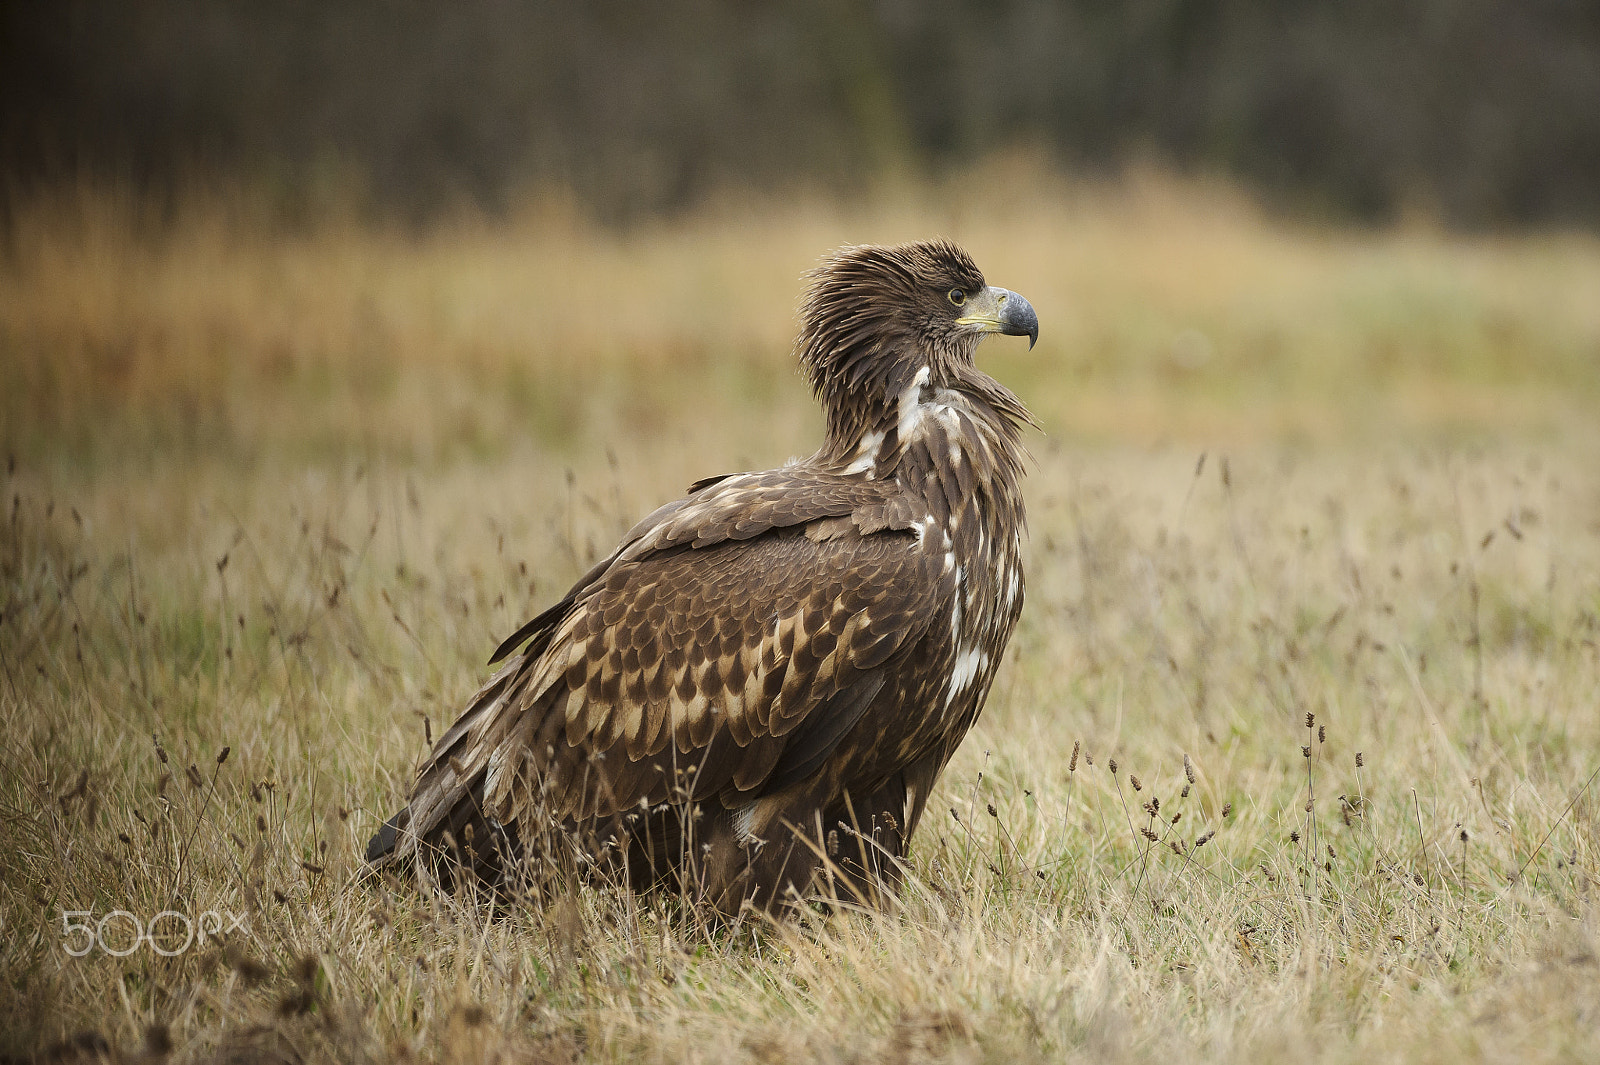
[897,365,932,443]
[945,644,987,709]
[733,802,759,844]
[842,429,886,476]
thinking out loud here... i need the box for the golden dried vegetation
[3,171,1600,1063]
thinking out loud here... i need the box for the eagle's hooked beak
[957,286,1039,349]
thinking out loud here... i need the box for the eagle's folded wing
[487,469,915,665]
[392,473,947,861]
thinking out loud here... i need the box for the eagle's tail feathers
[365,809,405,864]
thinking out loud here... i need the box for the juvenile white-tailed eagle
[367,240,1038,913]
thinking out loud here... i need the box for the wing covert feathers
[390,473,943,864]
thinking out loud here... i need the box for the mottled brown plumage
[367,240,1038,913]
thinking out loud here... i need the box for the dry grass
[3,171,1600,1063]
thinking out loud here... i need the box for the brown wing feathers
[377,480,939,870]
[489,470,909,668]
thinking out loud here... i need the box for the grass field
[4,172,1600,1063]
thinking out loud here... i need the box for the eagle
[367,239,1038,914]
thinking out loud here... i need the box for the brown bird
[366,239,1038,914]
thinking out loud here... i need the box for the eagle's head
[797,240,1038,436]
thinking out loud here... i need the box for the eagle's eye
[948,288,966,307]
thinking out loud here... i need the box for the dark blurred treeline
[4,0,1598,226]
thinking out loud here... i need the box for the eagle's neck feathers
[812,351,1031,527]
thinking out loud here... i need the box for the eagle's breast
[856,362,1028,752]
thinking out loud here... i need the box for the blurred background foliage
[3,1,1598,472]
[4,0,1599,228]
